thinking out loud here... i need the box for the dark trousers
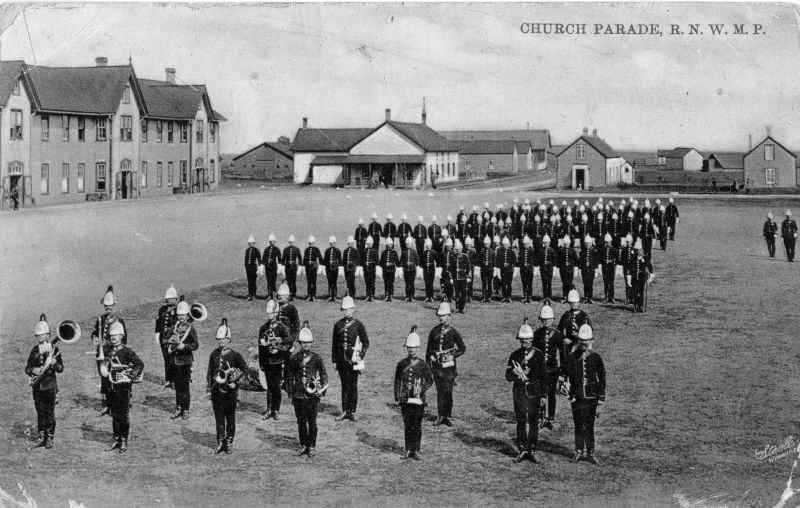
[345,271,356,298]
[264,365,284,412]
[100,372,110,408]
[785,238,796,262]
[521,267,534,299]
[571,398,599,453]
[306,270,318,299]
[560,267,574,298]
[659,234,668,250]
[364,269,376,297]
[602,265,615,302]
[265,268,278,296]
[432,367,456,418]
[293,397,319,448]
[338,368,359,413]
[453,279,467,312]
[766,238,776,257]
[383,269,396,297]
[211,390,237,440]
[642,237,653,258]
[173,364,192,411]
[403,269,416,299]
[246,269,258,298]
[467,275,474,302]
[401,403,425,452]
[285,268,298,298]
[160,344,174,383]
[423,269,435,299]
[33,388,57,435]
[480,268,493,300]
[545,374,558,419]
[326,269,338,298]
[501,268,513,299]
[581,270,594,300]
[541,270,553,300]
[632,279,646,310]
[108,388,131,439]
[667,220,676,240]
[513,396,540,452]
[441,275,453,300]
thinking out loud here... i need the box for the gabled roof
[0,60,25,107]
[744,136,796,160]
[385,121,453,151]
[291,128,373,152]
[233,141,293,161]
[449,140,516,155]
[707,152,744,169]
[138,78,204,120]
[657,147,698,158]
[440,129,551,151]
[25,64,141,115]
[558,135,619,159]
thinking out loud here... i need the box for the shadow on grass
[238,399,267,415]
[453,429,516,457]
[72,392,103,414]
[254,428,298,450]
[81,422,112,444]
[181,426,216,449]
[319,401,341,417]
[537,439,575,459]
[355,430,404,454]
[479,402,515,423]
[222,292,251,301]
[10,420,34,440]
[141,371,166,386]
[141,394,176,413]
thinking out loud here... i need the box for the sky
[1,2,799,154]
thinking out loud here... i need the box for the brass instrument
[303,373,329,397]
[351,335,365,371]
[214,359,246,392]
[189,302,208,322]
[512,360,529,382]
[107,353,144,385]
[406,378,423,405]
[436,346,456,368]
[29,320,81,387]
[167,321,193,355]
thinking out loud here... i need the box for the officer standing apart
[262,234,281,298]
[332,296,369,421]
[303,236,323,302]
[168,301,199,419]
[25,315,64,449]
[533,303,566,430]
[665,197,679,241]
[155,284,178,389]
[244,235,261,301]
[104,321,144,453]
[259,300,293,420]
[394,326,434,460]
[288,324,328,458]
[763,212,778,258]
[567,324,606,465]
[206,319,248,454]
[506,319,546,464]
[781,210,798,262]
[426,303,467,427]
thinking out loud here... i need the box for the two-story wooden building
[0,60,30,207]
[743,135,797,189]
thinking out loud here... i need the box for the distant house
[447,140,517,180]
[743,135,797,188]
[441,129,551,173]
[656,147,703,171]
[705,152,744,173]
[556,128,625,190]
[232,138,293,180]
[620,159,634,184]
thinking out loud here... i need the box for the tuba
[29,318,82,387]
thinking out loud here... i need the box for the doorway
[572,166,587,190]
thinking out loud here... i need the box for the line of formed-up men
[26,282,607,466]
[243,196,676,313]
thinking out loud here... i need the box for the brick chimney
[385,108,391,122]
[582,127,588,136]
[95,57,108,67]
[302,117,308,129]
[165,67,176,84]
[592,128,598,137]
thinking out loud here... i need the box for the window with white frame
[157,122,163,143]
[61,116,69,141]
[120,115,133,141]
[576,144,586,159]
[141,120,147,143]
[180,160,188,185]
[764,144,775,161]
[10,110,23,140]
[40,164,49,194]
[167,122,173,143]
[41,116,50,141]
[123,85,131,104]
[61,163,69,193]
[658,156,666,165]
[78,117,85,141]
[96,162,107,192]
[96,118,107,141]
[765,168,776,185]
[180,123,188,143]
[157,162,163,187]
[141,161,148,188]
[196,120,203,143]
[77,163,85,192]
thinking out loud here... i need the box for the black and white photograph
[1,2,799,506]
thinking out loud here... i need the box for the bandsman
[26,314,64,449]
[781,210,798,262]
[556,237,578,303]
[639,212,656,258]
[395,326,434,460]
[537,235,556,301]
[277,283,300,341]
[342,236,359,298]
[362,237,379,301]
[518,236,536,303]
[401,237,419,302]
[332,296,369,421]
[478,236,495,302]
[566,324,606,465]
[281,235,302,300]
[627,239,653,313]
[167,300,199,419]
[379,237,400,301]
[206,319,248,454]
[104,320,144,453]
[259,300,293,420]
[495,237,516,303]
[384,213,398,241]
[579,236,598,304]
[763,212,778,258]
[452,240,472,313]
[557,289,592,352]
[324,236,342,302]
[262,233,281,298]
[92,285,126,416]
[486,216,498,242]
[599,233,618,303]
[368,212,383,249]
[426,302,466,426]
[533,304,566,429]
[244,235,261,301]
[655,205,669,250]
[619,234,636,304]
[303,236,323,302]
[288,324,328,458]
[397,214,413,251]
[665,197,680,240]
[155,284,179,389]
[505,319,546,464]
[421,238,438,303]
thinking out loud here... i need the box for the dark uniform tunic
[106,345,144,441]
[537,244,556,300]
[281,244,303,299]
[452,251,472,313]
[567,349,606,455]
[278,303,300,342]
[628,254,653,312]
[379,246,400,300]
[466,245,478,302]
[505,346,546,452]
[26,342,64,439]
[556,245,578,300]
[258,320,293,413]
[781,217,798,262]
[368,220,383,250]
[244,245,261,298]
[579,244,598,301]
[394,357,434,453]
[557,309,592,352]
[533,326,566,421]
[638,219,656,258]
[400,247,419,301]
[440,247,455,301]
[323,245,342,300]
[619,243,636,303]
[655,210,669,250]
[518,245,536,302]
[763,219,778,258]
[495,245,517,301]
[342,246,359,298]
[599,243,618,302]
[362,246,379,299]
[397,222,413,252]
[665,203,679,240]
[303,245,323,300]
[287,350,328,449]
[428,223,443,253]
[92,313,126,408]
[425,323,466,420]
[331,317,369,415]
[384,220,398,242]
[354,224,369,263]
[421,248,438,301]
[206,347,248,443]
[262,244,282,297]
[166,321,199,411]
[155,303,177,383]
[413,223,428,258]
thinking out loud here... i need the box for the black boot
[44,433,54,449]
[34,431,46,448]
[225,437,234,454]
[106,438,121,452]
[214,439,226,454]
[119,439,128,453]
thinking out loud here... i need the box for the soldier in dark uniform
[506,319,546,464]
[496,203,508,224]
[428,216,443,254]
[665,197,680,240]
[302,236,323,302]
[262,233,281,298]
[639,213,656,258]
[281,235,302,300]
[354,218,369,265]
[362,236,379,301]
[607,212,621,249]
[368,213,383,249]
[332,296,369,421]
[384,213,398,242]
[781,210,798,262]
[288,324,328,458]
[467,205,480,227]
[444,216,457,239]
[379,237,400,301]
[599,234,618,303]
[420,238,438,303]
[557,290,592,353]
[495,237,516,303]
[92,285,126,416]
[155,284,178,388]
[258,300,293,420]
[618,234,635,303]
[206,319,248,454]
[395,326,434,460]
[464,236,478,303]
[567,324,606,465]
[472,217,487,255]
[277,283,300,342]
[556,236,578,302]
[518,236,536,303]
[426,303,466,426]
[440,237,455,302]
[104,321,144,453]
[478,236,495,302]
[456,205,467,225]
[342,236,359,298]
[244,235,261,301]
[537,235,556,301]
[574,214,589,250]
[397,214,413,252]
[579,236,599,304]
[627,239,653,313]
[413,215,427,259]
[456,215,470,244]
[452,240,472,313]
[763,212,778,258]
[401,237,419,302]
[26,315,64,449]
[323,236,342,302]
[166,301,199,419]
[533,304,566,429]
[655,205,669,250]
[530,214,545,252]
